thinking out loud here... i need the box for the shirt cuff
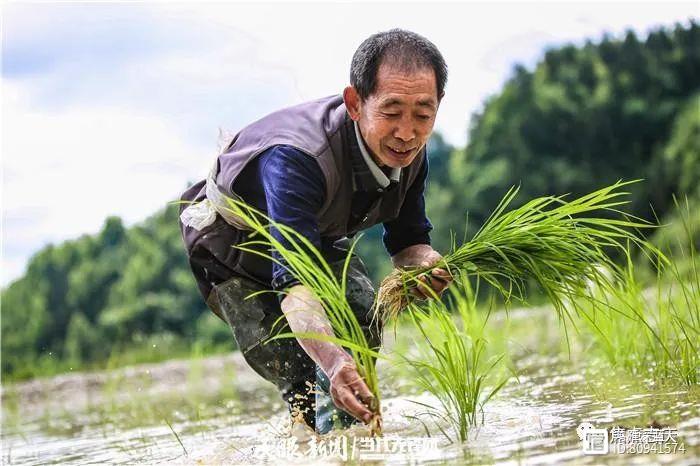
[383,231,432,257]
[272,270,301,294]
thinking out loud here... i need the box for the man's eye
[383,112,400,117]
[417,115,431,120]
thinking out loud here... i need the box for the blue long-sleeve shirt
[232,144,433,290]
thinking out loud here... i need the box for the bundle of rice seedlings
[404,276,509,442]
[376,180,662,327]
[219,197,384,436]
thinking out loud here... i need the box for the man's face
[345,64,440,168]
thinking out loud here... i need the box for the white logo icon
[577,422,609,455]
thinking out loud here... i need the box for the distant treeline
[2,22,698,380]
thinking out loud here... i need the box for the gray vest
[180,94,426,253]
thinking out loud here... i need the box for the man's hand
[391,244,453,300]
[328,361,376,424]
[280,285,376,423]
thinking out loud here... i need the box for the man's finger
[432,281,448,294]
[431,268,453,282]
[422,275,444,298]
[412,277,431,299]
[335,391,373,423]
[350,380,375,409]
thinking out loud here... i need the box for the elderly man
[179,28,452,433]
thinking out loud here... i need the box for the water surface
[3,310,698,465]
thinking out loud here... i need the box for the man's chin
[389,160,414,169]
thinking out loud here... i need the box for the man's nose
[394,116,416,142]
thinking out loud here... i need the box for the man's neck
[353,121,400,187]
[353,121,383,167]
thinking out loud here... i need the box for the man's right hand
[327,360,375,424]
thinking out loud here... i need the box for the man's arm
[259,146,324,291]
[260,146,375,423]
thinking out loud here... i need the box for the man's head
[343,29,447,168]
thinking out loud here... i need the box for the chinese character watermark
[577,423,686,455]
[252,435,440,461]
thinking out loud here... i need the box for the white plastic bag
[179,199,217,231]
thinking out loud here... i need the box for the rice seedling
[575,261,698,385]
[576,198,699,385]
[402,275,510,442]
[164,416,188,456]
[376,180,662,331]
[218,197,385,435]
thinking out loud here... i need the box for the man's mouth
[385,145,416,159]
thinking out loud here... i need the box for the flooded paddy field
[2,307,698,465]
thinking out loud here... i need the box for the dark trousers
[187,224,382,432]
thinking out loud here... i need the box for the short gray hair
[350,29,447,101]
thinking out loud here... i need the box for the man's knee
[211,274,317,400]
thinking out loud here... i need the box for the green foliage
[64,312,103,364]
[663,95,700,198]
[1,205,214,380]
[649,195,700,278]
[431,22,700,250]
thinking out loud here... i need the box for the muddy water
[2,310,699,465]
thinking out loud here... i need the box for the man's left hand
[391,244,453,300]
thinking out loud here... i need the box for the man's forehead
[372,65,438,108]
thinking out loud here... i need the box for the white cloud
[2,81,210,284]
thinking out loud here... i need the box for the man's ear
[343,86,361,121]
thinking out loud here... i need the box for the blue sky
[2,1,698,286]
